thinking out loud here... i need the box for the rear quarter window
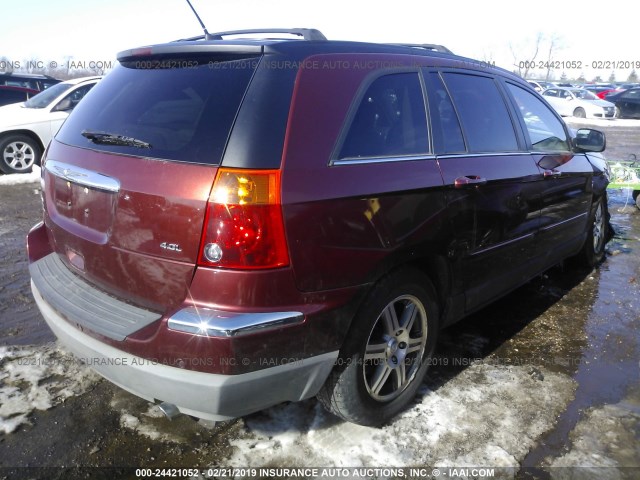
[337,72,429,160]
[56,57,259,165]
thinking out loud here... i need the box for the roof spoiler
[174,28,328,42]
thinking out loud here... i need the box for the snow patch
[0,343,100,434]
[550,393,640,477]
[118,410,171,442]
[226,364,576,470]
[0,165,41,185]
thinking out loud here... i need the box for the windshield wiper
[81,130,152,149]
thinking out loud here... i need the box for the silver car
[542,87,615,119]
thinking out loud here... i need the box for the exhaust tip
[157,401,181,420]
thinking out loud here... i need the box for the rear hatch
[43,47,261,312]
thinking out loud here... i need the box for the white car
[0,76,100,174]
[541,87,615,119]
[527,80,557,93]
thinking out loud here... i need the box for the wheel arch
[356,253,454,333]
[0,129,46,153]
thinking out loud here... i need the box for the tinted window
[443,73,518,153]
[623,89,640,99]
[338,73,428,159]
[507,83,569,152]
[57,57,258,165]
[0,90,27,106]
[25,82,70,109]
[426,72,465,153]
[56,84,95,111]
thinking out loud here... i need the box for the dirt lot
[1,122,639,479]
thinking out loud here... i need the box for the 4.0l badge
[160,242,182,252]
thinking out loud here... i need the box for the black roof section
[119,28,457,61]
[117,27,522,83]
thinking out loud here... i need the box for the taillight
[198,168,289,269]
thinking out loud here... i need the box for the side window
[507,83,570,152]
[338,73,428,159]
[55,84,95,111]
[442,73,518,153]
[426,72,465,153]
[544,89,557,98]
[623,90,640,99]
[0,90,26,104]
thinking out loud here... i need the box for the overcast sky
[0,0,637,81]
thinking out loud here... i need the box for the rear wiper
[81,130,152,149]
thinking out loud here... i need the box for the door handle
[454,175,487,187]
[543,169,562,178]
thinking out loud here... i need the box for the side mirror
[53,97,73,112]
[574,128,606,153]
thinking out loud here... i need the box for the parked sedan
[583,85,621,100]
[527,80,557,92]
[0,76,100,174]
[606,88,640,119]
[542,87,615,119]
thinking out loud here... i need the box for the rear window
[56,56,259,165]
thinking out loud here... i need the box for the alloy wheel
[3,141,36,172]
[363,295,428,402]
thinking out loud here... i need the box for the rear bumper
[32,280,338,420]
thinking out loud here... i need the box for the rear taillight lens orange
[198,168,289,269]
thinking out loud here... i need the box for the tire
[578,195,609,267]
[573,107,586,119]
[615,106,622,119]
[0,134,42,174]
[633,190,640,210]
[317,268,439,426]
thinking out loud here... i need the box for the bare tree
[510,32,543,78]
[0,56,15,73]
[510,33,565,81]
[544,34,564,81]
[23,57,45,74]
[628,70,638,83]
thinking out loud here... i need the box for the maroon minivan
[27,29,609,426]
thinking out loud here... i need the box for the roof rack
[176,28,327,42]
[389,43,453,54]
[0,72,58,79]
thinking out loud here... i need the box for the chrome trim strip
[437,152,531,159]
[45,160,120,193]
[468,232,535,257]
[331,154,435,166]
[530,151,572,155]
[168,307,304,337]
[540,212,588,232]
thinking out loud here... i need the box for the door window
[426,72,465,154]
[507,83,570,152]
[442,73,518,153]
